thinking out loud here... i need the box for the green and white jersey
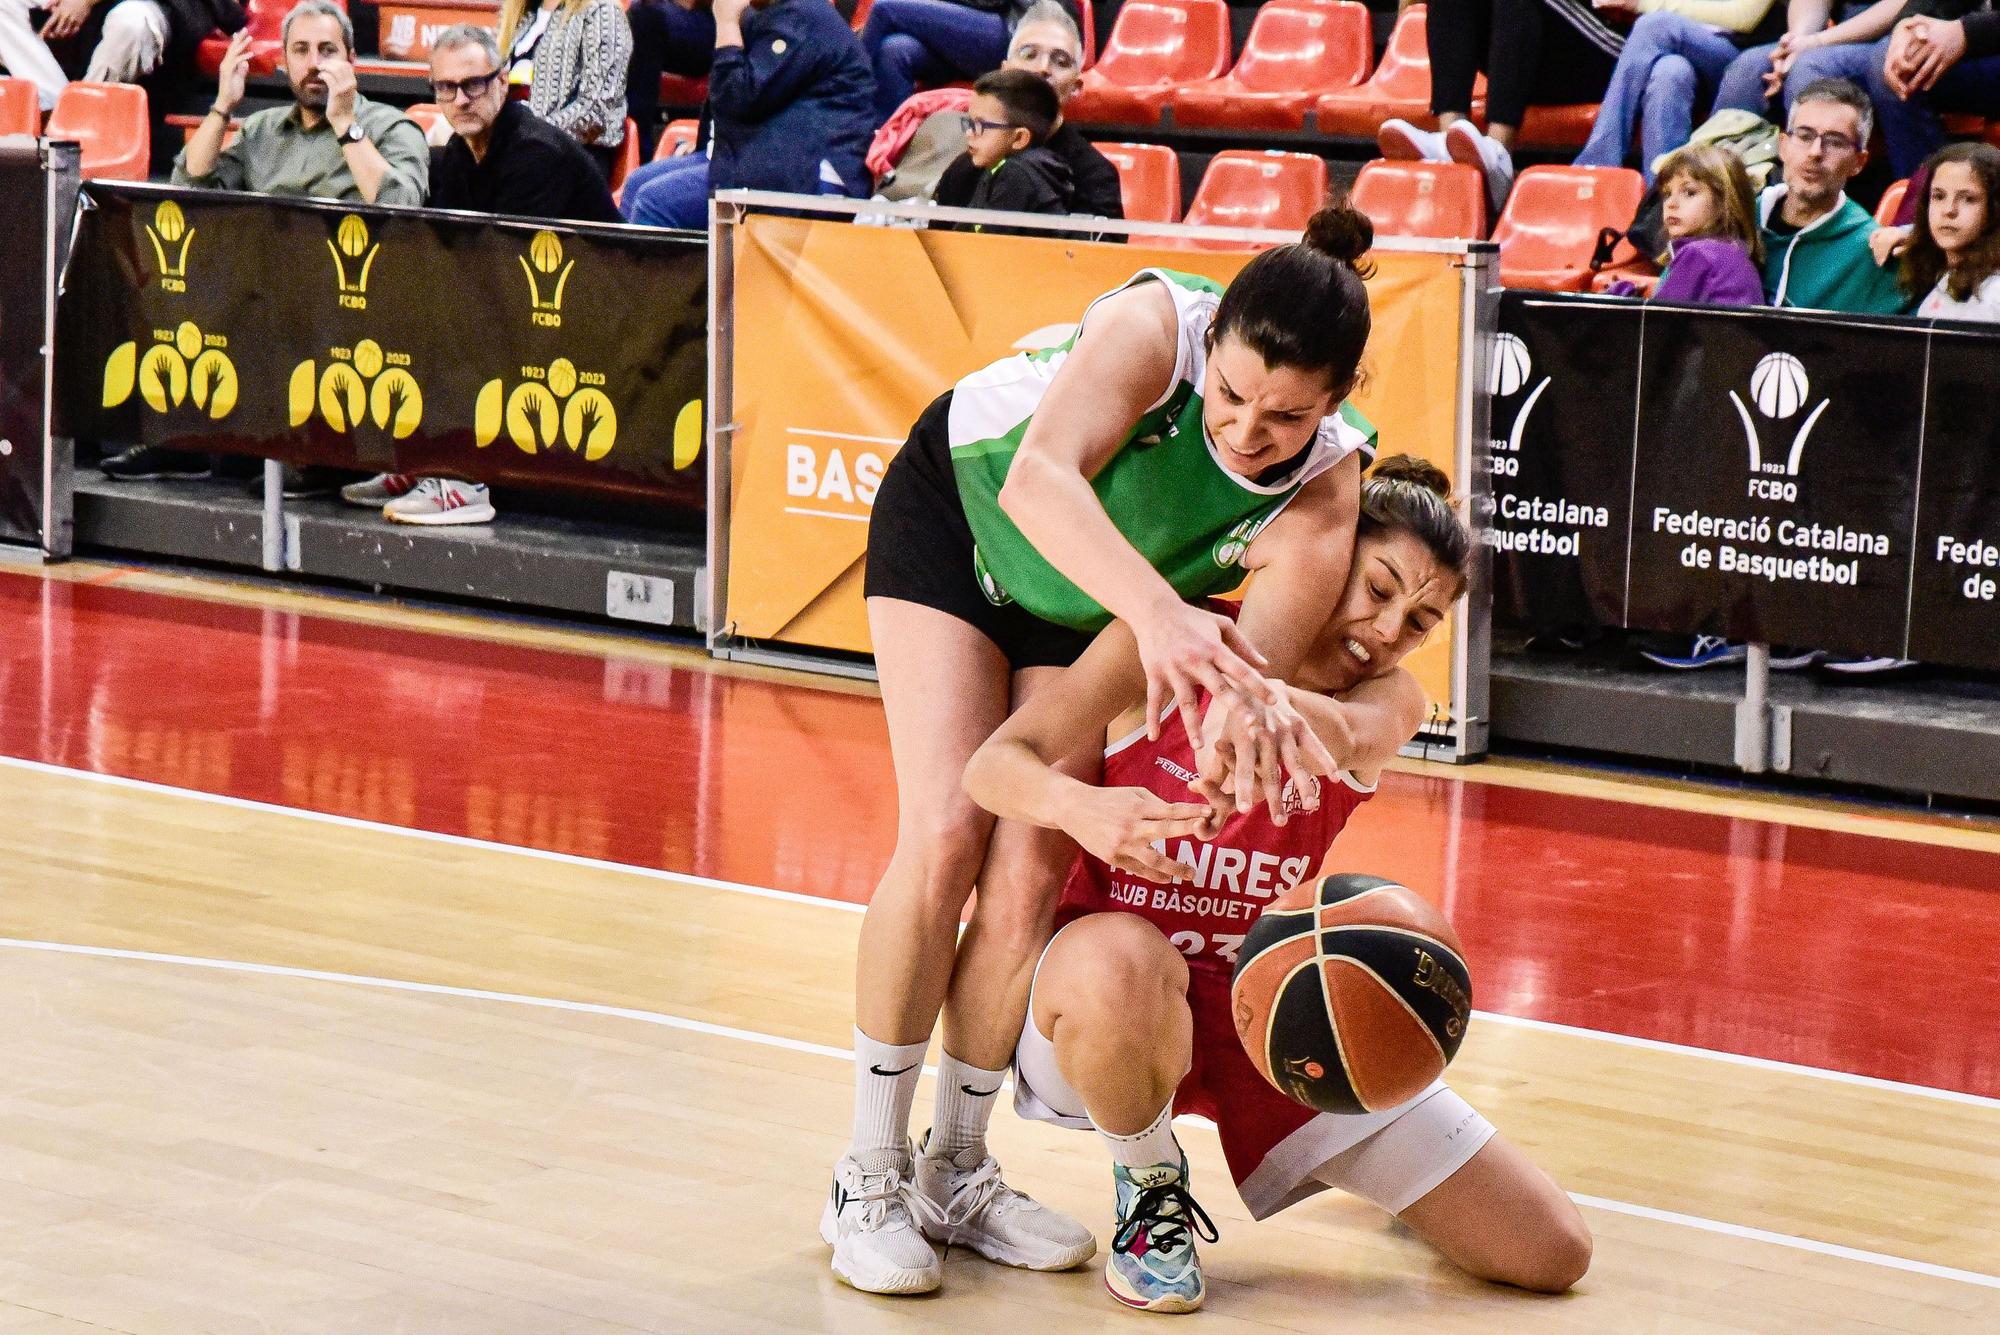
[947,268,1377,632]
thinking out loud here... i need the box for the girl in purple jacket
[1650,143,1767,306]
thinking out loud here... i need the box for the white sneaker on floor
[821,1147,943,1295]
[340,472,418,507]
[1445,120,1515,215]
[914,1135,1097,1272]
[382,477,496,526]
[1377,118,1448,163]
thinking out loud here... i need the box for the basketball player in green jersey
[826,204,1387,1296]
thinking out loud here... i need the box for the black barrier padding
[57,185,707,510]
[1907,324,2000,670]
[0,147,51,546]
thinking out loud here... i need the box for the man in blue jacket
[620,0,874,228]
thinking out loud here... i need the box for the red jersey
[1057,706,1375,976]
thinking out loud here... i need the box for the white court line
[2,933,1996,1295]
[2,751,1998,1115]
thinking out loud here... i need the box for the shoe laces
[848,1160,925,1233]
[1112,1182,1218,1258]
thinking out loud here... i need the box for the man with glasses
[425,24,619,223]
[1757,77,1909,311]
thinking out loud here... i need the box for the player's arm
[964,621,1215,881]
[1287,668,1427,786]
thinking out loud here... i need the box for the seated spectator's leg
[627,0,667,160]
[1874,49,2000,181]
[1576,13,1727,169]
[862,0,1007,122]
[1781,37,1883,117]
[1715,43,1778,117]
[656,0,715,77]
[82,0,168,84]
[627,154,710,228]
[618,156,679,220]
[1424,0,1490,125]
[1489,0,1614,145]
[1638,55,1700,181]
[0,0,70,107]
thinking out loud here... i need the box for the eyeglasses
[960,115,1019,136]
[431,69,500,103]
[1786,126,1859,156]
[1008,42,1077,70]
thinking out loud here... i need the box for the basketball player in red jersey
[963,457,1591,1313]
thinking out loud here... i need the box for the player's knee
[891,802,991,903]
[1488,1211,1593,1293]
[1066,914,1189,1013]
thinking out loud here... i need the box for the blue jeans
[1575,13,1744,182]
[1868,44,2000,178]
[860,0,1008,122]
[623,154,710,228]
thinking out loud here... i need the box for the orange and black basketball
[1231,873,1472,1115]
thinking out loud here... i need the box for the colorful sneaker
[382,477,496,526]
[1377,118,1448,163]
[340,472,418,507]
[1444,119,1516,216]
[1821,654,1918,675]
[1105,1159,1217,1314]
[914,1134,1097,1271]
[820,1146,942,1295]
[1640,635,1747,670]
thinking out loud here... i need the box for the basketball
[1231,873,1473,1115]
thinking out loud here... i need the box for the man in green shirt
[171,0,427,205]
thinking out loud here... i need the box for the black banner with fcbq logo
[56,184,707,509]
[1491,292,2000,672]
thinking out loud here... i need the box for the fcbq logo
[518,230,574,328]
[1729,352,1829,503]
[145,201,194,292]
[288,338,423,437]
[327,214,381,310]
[475,358,618,458]
[1486,331,1548,477]
[102,320,238,419]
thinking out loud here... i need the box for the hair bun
[1303,203,1374,267]
[1369,452,1451,500]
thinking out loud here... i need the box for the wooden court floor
[1,566,1998,1332]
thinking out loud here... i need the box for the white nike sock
[849,1028,928,1173]
[1094,1103,1180,1170]
[928,1051,1008,1160]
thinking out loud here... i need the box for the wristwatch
[338,121,367,146]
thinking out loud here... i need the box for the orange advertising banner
[723,217,1468,708]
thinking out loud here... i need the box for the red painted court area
[4,570,1999,1098]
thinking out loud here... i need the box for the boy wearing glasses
[937,67,1076,231]
[425,23,619,224]
[1757,77,1910,312]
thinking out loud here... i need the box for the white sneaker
[339,472,418,507]
[382,477,496,526]
[1377,118,1448,163]
[1445,120,1516,215]
[820,1147,943,1295]
[914,1136,1097,1272]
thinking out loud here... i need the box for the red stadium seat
[1517,103,1600,148]
[45,81,149,181]
[609,116,641,194]
[1067,0,1231,128]
[198,0,347,78]
[658,73,707,106]
[1876,178,1908,226]
[1171,0,1371,132]
[1097,141,1183,223]
[1492,164,1645,291]
[1349,159,1485,240]
[655,117,700,161]
[0,76,38,137]
[1314,5,1483,137]
[404,101,445,139]
[1172,149,1328,249]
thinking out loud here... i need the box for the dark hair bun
[1369,452,1451,500]
[1303,203,1374,268]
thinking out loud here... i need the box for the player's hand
[1761,33,1802,100]
[1193,683,1340,824]
[1870,224,1912,267]
[1060,785,1215,882]
[1907,18,1967,94]
[1131,598,1272,744]
[39,0,92,40]
[215,29,254,114]
[320,56,359,134]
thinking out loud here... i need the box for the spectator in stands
[1868,2,2000,179]
[1757,77,1907,309]
[1721,1,1905,119]
[0,0,242,111]
[859,0,1079,123]
[499,0,633,180]
[1896,141,2000,316]
[1651,142,1770,301]
[933,67,1073,228]
[875,5,1120,216]
[171,1,428,203]
[1572,2,1788,184]
[619,0,873,228]
[627,0,715,159]
[1376,0,1621,214]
